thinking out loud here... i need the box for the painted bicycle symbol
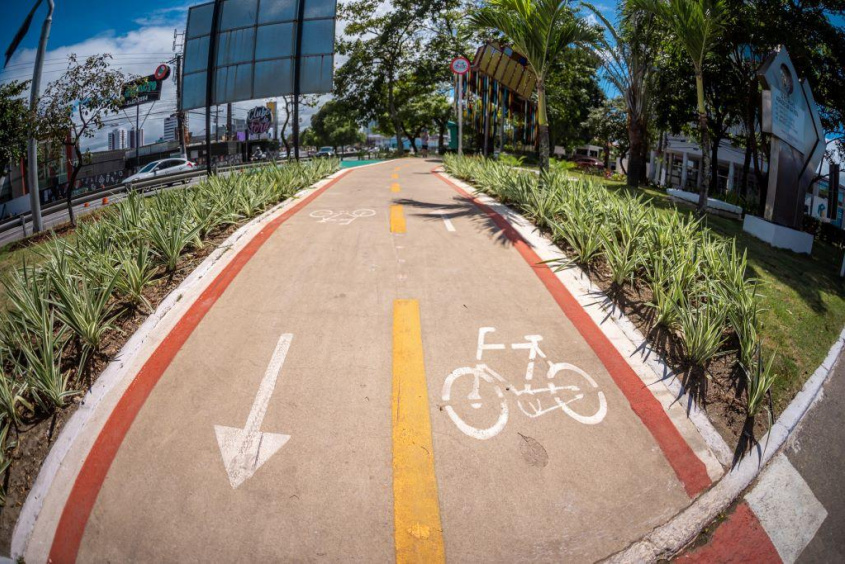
[442,327,608,440]
[309,209,375,225]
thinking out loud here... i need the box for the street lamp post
[23,0,55,234]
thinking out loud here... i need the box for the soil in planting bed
[573,256,770,456]
[0,223,238,554]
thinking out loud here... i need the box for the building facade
[108,128,127,151]
[128,128,145,149]
[163,115,178,142]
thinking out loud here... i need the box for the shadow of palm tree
[393,196,513,248]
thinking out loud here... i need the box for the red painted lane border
[434,170,711,499]
[48,170,351,563]
[676,502,781,563]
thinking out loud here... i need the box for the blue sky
[1,0,190,54]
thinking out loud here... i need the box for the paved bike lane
[28,159,718,562]
[393,164,699,561]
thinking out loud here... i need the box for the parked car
[572,155,604,169]
[123,158,196,185]
[315,146,336,158]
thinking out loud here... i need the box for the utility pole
[21,0,54,234]
[205,0,223,176]
[215,105,219,141]
[173,29,186,158]
[292,0,306,161]
[227,103,232,141]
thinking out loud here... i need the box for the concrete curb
[9,163,383,560]
[605,325,845,563]
[432,169,845,563]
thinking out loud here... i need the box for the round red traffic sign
[154,64,171,81]
[450,57,470,75]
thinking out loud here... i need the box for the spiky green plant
[676,297,727,367]
[49,271,118,357]
[745,345,778,418]
[13,313,75,411]
[114,244,157,312]
[0,370,32,428]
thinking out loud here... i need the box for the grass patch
[575,171,845,413]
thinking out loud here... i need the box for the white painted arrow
[215,333,293,489]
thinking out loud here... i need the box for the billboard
[181,0,337,111]
[247,105,272,134]
[473,43,536,100]
[121,64,171,108]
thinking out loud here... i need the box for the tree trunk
[438,124,445,155]
[627,116,646,188]
[537,81,550,173]
[709,136,721,195]
[281,97,291,160]
[387,78,403,155]
[695,73,711,216]
[740,136,752,198]
[66,145,83,226]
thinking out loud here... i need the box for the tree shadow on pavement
[393,197,513,248]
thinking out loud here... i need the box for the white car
[315,146,336,158]
[123,158,197,185]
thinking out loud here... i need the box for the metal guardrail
[0,157,318,239]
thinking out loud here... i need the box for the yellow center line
[391,182,401,193]
[392,300,445,564]
[390,205,406,233]
[392,173,400,179]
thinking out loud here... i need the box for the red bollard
[102,197,109,205]
[84,202,89,208]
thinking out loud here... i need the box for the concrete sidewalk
[20,159,722,562]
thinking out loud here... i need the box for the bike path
[32,159,715,562]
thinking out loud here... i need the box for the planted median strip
[0,159,339,514]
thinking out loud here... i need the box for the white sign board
[768,89,807,152]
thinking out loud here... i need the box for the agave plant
[13,313,75,411]
[50,269,119,359]
[114,244,158,312]
[744,344,778,418]
[145,203,202,273]
[675,296,727,367]
[0,370,32,428]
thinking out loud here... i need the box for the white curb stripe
[745,454,827,563]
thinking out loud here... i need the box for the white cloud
[1,12,330,152]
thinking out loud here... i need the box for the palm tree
[586,5,661,188]
[629,0,727,214]
[471,0,597,172]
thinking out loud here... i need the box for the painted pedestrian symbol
[310,209,375,225]
[442,328,608,440]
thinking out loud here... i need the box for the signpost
[181,0,338,171]
[121,64,171,164]
[742,47,824,254]
[451,56,469,156]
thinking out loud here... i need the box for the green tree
[544,48,605,154]
[471,0,597,171]
[582,97,628,169]
[630,0,728,214]
[310,101,365,152]
[588,5,663,187]
[37,54,126,225]
[336,0,463,153]
[0,80,31,166]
